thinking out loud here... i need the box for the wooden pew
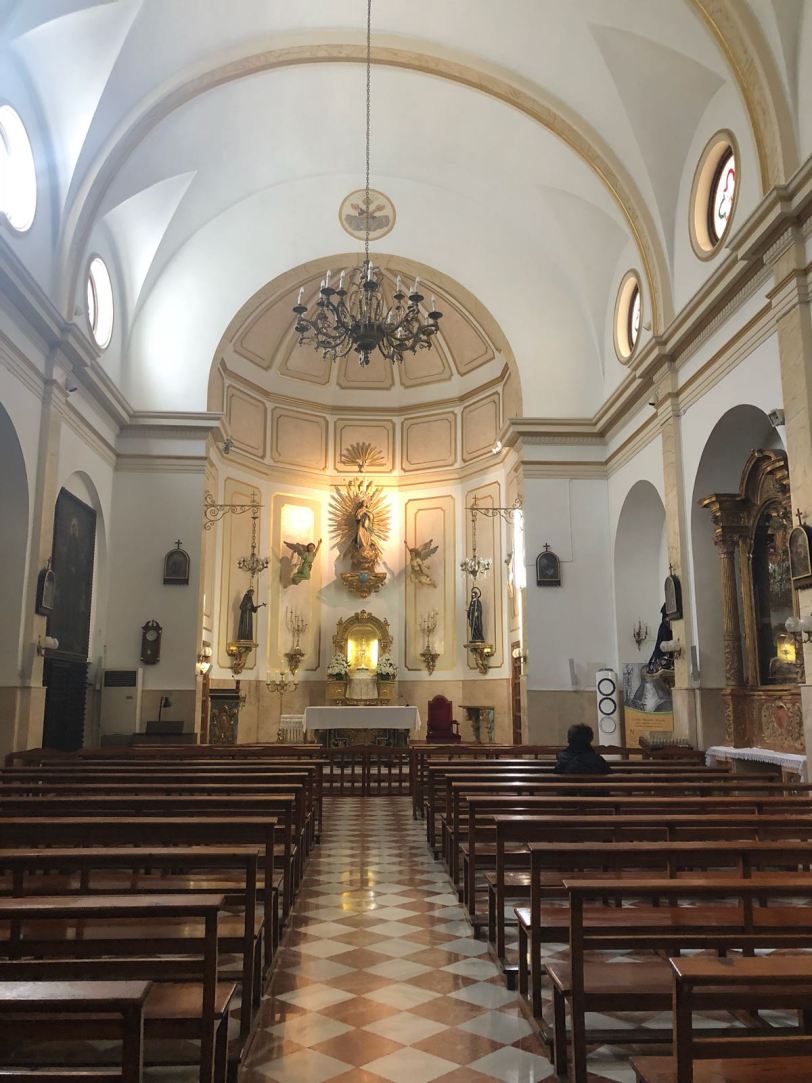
[0,846,261,1038]
[0,894,228,1083]
[0,792,298,913]
[552,876,812,1083]
[487,811,812,967]
[633,955,812,1083]
[0,818,279,962]
[0,979,151,1083]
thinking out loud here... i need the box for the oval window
[86,256,114,349]
[690,131,739,258]
[613,271,642,363]
[0,104,37,232]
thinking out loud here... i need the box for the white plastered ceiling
[1,0,802,416]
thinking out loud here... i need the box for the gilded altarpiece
[404,496,456,672]
[216,479,261,671]
[465,481,504,670]
[269,494,322,673]
[700,450,803,752]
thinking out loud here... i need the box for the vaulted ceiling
[1,0,807,415]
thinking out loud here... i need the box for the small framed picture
[35,560,56,616]
[163,542,190,585]
[664,572,683,620]
[536,546,561,587]
[789,525,812,587]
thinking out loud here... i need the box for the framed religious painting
[535,545,561,587]
[789,524,812,588]
[163,541,190,585]
[664,570,683,620]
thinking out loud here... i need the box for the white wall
[524,477,614,691]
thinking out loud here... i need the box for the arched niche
[613,480,667,665]
[690,405,782,691]
[0,406,30,692]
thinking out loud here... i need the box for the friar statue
[466,585,485,643]
[284,538,322,585]
[647,603,673,672]
[237,587,265,643]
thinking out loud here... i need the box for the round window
[86,256,114,349]
[613,271,642,363]
[0,104,37,232]
[690,131,739,258]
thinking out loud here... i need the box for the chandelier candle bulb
[325,270,331,287]
[338,270,345,291]
[396,275,402,294]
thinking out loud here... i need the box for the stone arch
[57,39,673,332]
[613,480,667,666]
[0,405,30,691]
[689,404,781,693]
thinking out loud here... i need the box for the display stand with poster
[622,662,674,748]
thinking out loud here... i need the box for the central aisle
[239,796,628,1083]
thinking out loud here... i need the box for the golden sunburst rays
[340,442,386,473]
[329,476,391,562]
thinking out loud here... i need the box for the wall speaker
[595,668,620,737]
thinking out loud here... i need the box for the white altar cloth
[304,706,421,734]
[706,744,807,781]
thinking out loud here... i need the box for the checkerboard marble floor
[238,797,635,1083]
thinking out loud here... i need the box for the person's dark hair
[566,723,594,751]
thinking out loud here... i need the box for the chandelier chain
[291,0,442,366]
[365,0,371,270]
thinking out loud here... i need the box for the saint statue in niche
[285,539,322,585]
[647,604,673,673]
[237,588,265,643]
[405,539,439,587]
[467,586,485,643]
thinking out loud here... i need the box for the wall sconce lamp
[660,638,682,659]
[786,615,812,642]
[36,635,59,655]
[196,643,213,675]
[632,620,648,651]
[511,644,527,674]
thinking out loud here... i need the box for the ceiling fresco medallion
[339,188,396,241]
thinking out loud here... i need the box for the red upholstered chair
[426,695,461,742]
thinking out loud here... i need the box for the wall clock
[140,619,162,665]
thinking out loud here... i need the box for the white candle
[431,295,436,312]
[297,287,304,306]
[325,270,331,287]
[339,270,345,290]
[396,275,402,294]
[367,262,373,281]
[412,276,419,294]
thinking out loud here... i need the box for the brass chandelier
[292,0,442,367]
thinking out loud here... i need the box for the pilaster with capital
[651,356,695,739]
[765,224,812,751]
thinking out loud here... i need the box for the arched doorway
[690,405,784,746]
[41,484,99,751]
[0,406,30,756]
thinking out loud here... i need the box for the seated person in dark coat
[554,723,611,775]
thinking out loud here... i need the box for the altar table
[303,706,421,735]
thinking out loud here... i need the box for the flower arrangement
[376,654,398,681]
[327,653,349,680]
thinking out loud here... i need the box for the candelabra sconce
[418,609,441,676]
[419,646,440,676]
[226,640,255,676]
[786,615,812,643]
[266,670,299,737]
[632,620,649,652]
[196,642,213,675]
[466,641,495,675]
[511,644,527,673]
[284,609,308,676]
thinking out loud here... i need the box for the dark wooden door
[511,642,523,744]
[42,488,96,751]
[42,658,88,751]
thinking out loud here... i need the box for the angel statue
[285,538,322,586]
[405,539,439,588]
